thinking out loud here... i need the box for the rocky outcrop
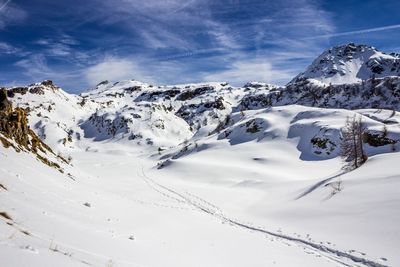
[176,97,228,130]
[0,89,64,172]
[0,89,12,112]
[0,89,30,148]
[6,80,60,99]
[239,76,400,111]
[176,86,215,101]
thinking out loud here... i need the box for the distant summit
[290,43,400,85]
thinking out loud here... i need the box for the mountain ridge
[1,43,399,157]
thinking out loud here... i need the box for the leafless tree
[340,115,367,169]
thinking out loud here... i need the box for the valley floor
[1,141,399,267]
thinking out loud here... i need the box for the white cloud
[304,24,400,40]
[137,26,192,50]
[14,54,86,91]
[0,42,20,54]
[92,0,209,51]
[7,0,338,90]
[34,35,81,57]
[202,59,295,86]
[0,0,11,11]
[85,57,152,85]
[117,0,203,14]
[15,54,51,77]
[207,23,242,50]
[0,1,27,29]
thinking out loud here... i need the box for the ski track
[0,162,390,267]
[139,165,388,267]
[296,170,346,200]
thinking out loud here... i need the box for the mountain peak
[83,79,150,96]
[290,43,400,85]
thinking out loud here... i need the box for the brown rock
[0,89,12,113]
[0,90,65,173]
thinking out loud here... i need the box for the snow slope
[153,105,400,265]
[2,137,398,267]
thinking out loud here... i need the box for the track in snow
[138,166,388,267]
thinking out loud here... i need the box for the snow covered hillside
[1,43,400,267]
[290,43,400,85]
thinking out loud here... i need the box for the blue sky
[0,0,399,92]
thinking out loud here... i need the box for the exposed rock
[124,86,142,93]
[239,76,400,111]
[176,97,227,128]
[176,86,214,101]
[363,131,397,147]
[135,89,180,102]
[311,137,337,155]
[245,119,261,133]
[0,89,12,113]
[29,86,45,95]
[0,89,64,172]
[97,80,109,86]
[6,87,29,97]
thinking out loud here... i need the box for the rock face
[0,89,12,112]
[239,76,400,111]
[0,89,64,172]
[5,80,60,99]
[0,89,30,148]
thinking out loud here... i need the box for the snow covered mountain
[241,76,400,111]
[1,44,400,267]
[290,43,400,85]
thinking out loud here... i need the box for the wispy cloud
[15,54,51,77]
[14,54,85,92]
[0,0,26,29]
[4,0,335,90]
[0,0,11,11]
[32,34,98,68]
[202,58,295,85]
[304,24,400,40]
[8,0,398,91]
[136,26,193,50]
[35,34,80,56]
[0,42,20,54]
[84,57,153,85]
[191,0,335,85]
